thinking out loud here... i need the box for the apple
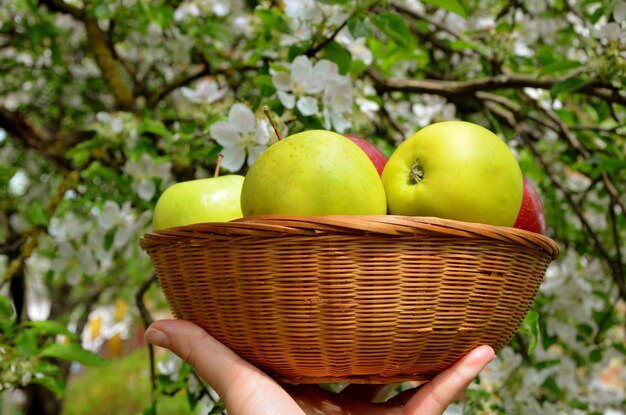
[152,175,244,230]
[344,134,388,176]
[513,177,546,234]
[381,121,523,227]
[240,130,387,216]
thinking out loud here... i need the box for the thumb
[144,319,304,415]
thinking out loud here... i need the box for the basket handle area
[140,215,560,259]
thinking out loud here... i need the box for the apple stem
[263,106,282,141]
[410,158,424,184]
[214,153,223,178]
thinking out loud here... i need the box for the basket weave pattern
[141,215,559,384]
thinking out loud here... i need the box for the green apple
[382,121,523,226]
[240,130,387,216]
[152,175,244,230]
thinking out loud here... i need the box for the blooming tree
[0,0,625,414]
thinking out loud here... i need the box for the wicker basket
[140,215,559,384]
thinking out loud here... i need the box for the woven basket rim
[140,215,560,259]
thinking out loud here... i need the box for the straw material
[141,215,560,384]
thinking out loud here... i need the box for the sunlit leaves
[421,0,469,17]
[371,12,414,47]
[40,343,109,367]
[320,40,352,74]
[550,76,591,96]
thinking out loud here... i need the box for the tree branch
[39,0,83,18]
[40,0,136,111]
[513,90,626,218]
[146,64,211,108]
[306,0,381,58]
[84,17,136,111]
[0,106,73,173]
[479,96,626,300]
[390,0,492,60]
[366,70,626,105]
[135,273,157,408]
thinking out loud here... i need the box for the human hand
[145,319,495,415]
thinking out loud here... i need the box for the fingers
[145,319,304,415]
[145,319,254,397]
[403,345,495,415]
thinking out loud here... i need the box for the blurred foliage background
[0,0,625,414]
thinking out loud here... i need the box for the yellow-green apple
[152,175,244,230]
[344,134,387,176]
[382,121,523,226]
[513,177,546,234]
[240,130,387,216]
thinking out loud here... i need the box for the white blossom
[181,78,228,104]
[81,303,133,352]
[9,213,31,234]
[209,103,272,172]
[174,0,233,21]
[157,353,183,380]
[97,200,150,249]
[123,153,173,201]
[8,170,29,197]
[173,2,201,21]
[336,27,373,65]
[322,74,353,132]
[25,254,52,321]
[471,16,496,32]
[412,95,456,127]
[280,0,347,45]
[95,112,125,135]
[514,39,534,57]
[272,55,354,132]
[614,2,626,22]
[49,213,91,242]
[483,346,523,383]
[272,56,327,115]
[51,242,99,283]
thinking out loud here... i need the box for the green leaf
[27,320,74,338]
[449,39,481,51]
[422,0,468,17]
[550,76,590,96]
[0,294,14,319]
[255,9,291,34]
[104,227,116,251]
[586,155,626,175]
[254,74,276,97]
[92,3,113,20]
[372,12,413,47]
[287,44,308,61]
[539,60,582,77]
[321,40,352,75]
[31,376,66,398]
[347,17,368,39]
[15,330,39,357]
[589,348,602,363]
[40,343,109,366]
[142,403,157,415]
[518,310,540,354]
[26,201,50,227]
[146,5,174,28]
[138,118,172,139]
[208,401,226,414]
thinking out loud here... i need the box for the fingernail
[145,327,170,348]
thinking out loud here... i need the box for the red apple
[514,177,546,234]
[344,134,387,176]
